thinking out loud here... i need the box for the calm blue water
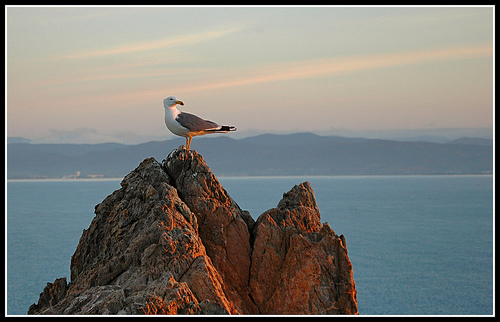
[6,176,493,315]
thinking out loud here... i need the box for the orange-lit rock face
[29,148,357,315]
[249,182,358,315]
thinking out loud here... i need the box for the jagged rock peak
[278,181,319,211]
[272,181,323,234]
[28,149,358,315]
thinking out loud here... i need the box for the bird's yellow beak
[176,100,184,106]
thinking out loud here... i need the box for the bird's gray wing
[176,112,221,132]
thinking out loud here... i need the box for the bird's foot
[178,145,190,160]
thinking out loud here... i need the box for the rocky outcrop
[28,148,358,315]
[250,182,357,314]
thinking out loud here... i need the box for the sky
[6,5,494,144]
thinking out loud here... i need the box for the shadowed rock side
[28,147,358,315]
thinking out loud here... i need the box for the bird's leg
[184,137,192,160]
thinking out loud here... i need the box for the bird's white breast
[164,107,189,137]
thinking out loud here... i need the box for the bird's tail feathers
[220,125,237,132]
[207,125,237,133]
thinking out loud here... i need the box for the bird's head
[163,96,184,108]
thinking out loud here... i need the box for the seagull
[163,96,236,150]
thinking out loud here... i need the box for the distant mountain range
[6,133,493,179]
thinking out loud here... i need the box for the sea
[6,175,494,316]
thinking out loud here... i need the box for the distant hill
[7,137,31,144]
[6,133,493,179]
[447,137,493,146]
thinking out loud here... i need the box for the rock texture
[163,149,257,314]
[28,148,358,315]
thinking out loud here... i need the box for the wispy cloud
[19,43,491,112]
[70,44,491,110]
[172,44,493,93]
[53,27,241,60]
